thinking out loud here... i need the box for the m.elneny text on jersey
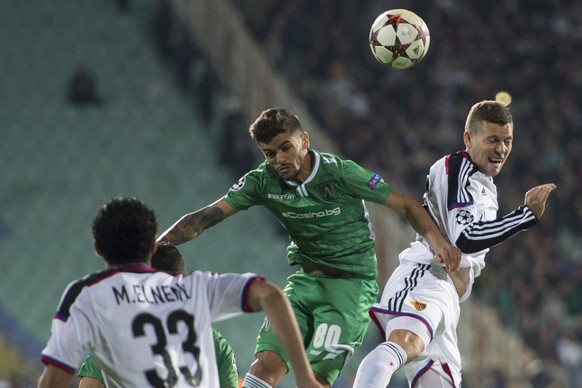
[112,283,192,305]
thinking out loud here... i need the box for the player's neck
[294,151,313,184]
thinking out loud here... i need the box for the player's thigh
[255,273,377,385]
[283,271,378,343]
[303,275,378,384]
[375,262,459,336]
[252,272,324,371]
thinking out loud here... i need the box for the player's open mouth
[489,158,502,166]
[279,165,292,173]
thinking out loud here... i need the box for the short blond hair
[465,100,512,133]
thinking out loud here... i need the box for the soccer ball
[369,9,430,69]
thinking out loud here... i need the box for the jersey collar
[284,149,320,188]
[112,263,156,272]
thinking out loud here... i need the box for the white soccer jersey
[40,264,260,388]
[370,151,539,385]
[399,151,537,288]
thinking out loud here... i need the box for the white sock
[242,373,272,388]
[352,341,408,388]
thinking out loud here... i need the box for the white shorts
[370,261,462,386]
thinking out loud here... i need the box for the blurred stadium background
[1,0,581,387]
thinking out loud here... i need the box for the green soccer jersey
[213,328,239,388]
[77,353,104,384]
[224,149,392,279]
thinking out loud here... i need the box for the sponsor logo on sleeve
[368,173,382,189]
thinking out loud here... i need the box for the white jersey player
[37,196,323,388]
[353,100,556,387]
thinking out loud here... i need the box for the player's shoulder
[56,269,117,319]
[440,151,478,177]
[315,149,343,164]
[65,269,116,293]
[184,270,258,284]
[238,161,279,182]
[313,150,356,174]
[446,150,470,163]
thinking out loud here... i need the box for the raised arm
[455,183,556,254]
[157,198,238,245]
[383,190,461,273]
[246,279,323,388]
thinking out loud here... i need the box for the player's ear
[301,131,310,148]
[93,239,103,257]
[463,130,472,150]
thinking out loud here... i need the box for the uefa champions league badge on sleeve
[230,176,246,192]
[455,209,474,225]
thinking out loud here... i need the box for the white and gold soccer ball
[369,9,430,69]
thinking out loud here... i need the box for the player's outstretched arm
[455,183,557,255]
[157,198,237,245]
[524,183,556,220]
[37,365,72,388]
[383,190,461,272]
[246,279,324,388]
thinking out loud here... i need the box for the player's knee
[384,316,432,360]
[387,329,426,360]
[249,351,288,383]
[314,372,331,388]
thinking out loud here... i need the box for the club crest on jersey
[321,183,339,200]
[368,173,382,189]
[455,209,474,225]
[411,300,427,311]
[230,176,246,192]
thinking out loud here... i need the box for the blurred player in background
[157,107,460,387]
[353,100,556,387]
[76,241,240,388]
[37,196,322,388]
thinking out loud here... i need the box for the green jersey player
[78,329,239,388]
[158,107,460,387]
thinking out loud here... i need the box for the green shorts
[254,270,378,385]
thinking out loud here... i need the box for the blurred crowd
[230,0,582,386]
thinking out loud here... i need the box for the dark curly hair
[249,107,303,143]
[92,196,157,264]
[152,241,184,274]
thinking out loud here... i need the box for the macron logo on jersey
[268,193,296,200]
[368,173,382,189]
